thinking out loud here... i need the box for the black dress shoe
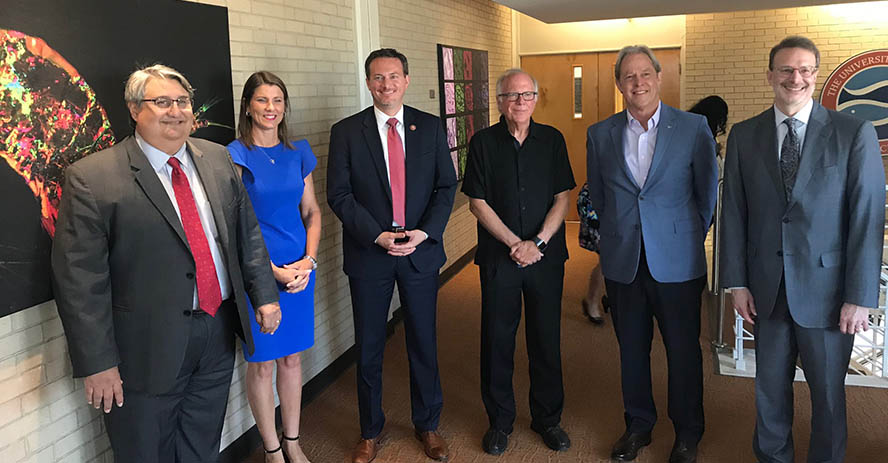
[669,440,697,463]
[530,423,571,451]
[610,430,651,461]
[481,428,510,455]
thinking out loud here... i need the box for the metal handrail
[711,177,727,349]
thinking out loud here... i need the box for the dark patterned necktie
[780,117,801,200]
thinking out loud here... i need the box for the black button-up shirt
[462,116,576,265]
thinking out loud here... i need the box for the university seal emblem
[821,49,888,154]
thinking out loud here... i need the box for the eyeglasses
[774,66,817,78]
[141,96,192,109]
[497,91,538,102]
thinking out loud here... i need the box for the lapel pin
[409,124,416,131]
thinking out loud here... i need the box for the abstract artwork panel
[436,44,489,180]
[447,117,457,150]
[442,47,454,80]
[455,83,465,113]
[0,0,235,316]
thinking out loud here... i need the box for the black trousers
[479,256,565,433]
[753,279,853,463]
[605,251,705,443]
[105,300,238,463]
[348,257,442,439]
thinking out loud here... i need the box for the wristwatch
[303,255,318,270]
[532,235,548,253]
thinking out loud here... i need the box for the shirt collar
[774,98,813,127]
[626,101,662,131]
[497,115,537,140]
[135,130,189,173]
[374,105,404,129]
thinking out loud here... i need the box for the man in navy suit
[721,36,885,463]
[327,48,457,463]
[586,45,718,463]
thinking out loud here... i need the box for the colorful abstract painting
[437,44,489,179]
[1,0,235,317]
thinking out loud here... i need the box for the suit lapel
[127,136,189,246]
[787,102,832,209]
[403,106,420,219]
[644,104,674,190]
[755,108,787,207]
[188,140,230,247]
[361,108,393,202]
[610,112,640,191]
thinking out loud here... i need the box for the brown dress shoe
[415,430,449,461]
[351,437,380,463]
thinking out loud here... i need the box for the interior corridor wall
[683,2,888,130]
[0,0,512,461]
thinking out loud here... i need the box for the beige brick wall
[683,3,888,131]
[0,1,511,462]
[378,0,515,267]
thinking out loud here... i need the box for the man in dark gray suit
[721,36,885,463]
[52,64,281,462]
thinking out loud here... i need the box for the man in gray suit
[52,64,282,462]
[586,45,718,463]
[721,36,885,463]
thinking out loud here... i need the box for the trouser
[105,300,237,463]
[753,279,853,463]
[479,256,565,433]
[349,257,443,438]
[605,249,706,443]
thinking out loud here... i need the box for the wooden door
[521,48,681,220]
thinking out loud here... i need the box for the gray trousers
[753,281,854,463]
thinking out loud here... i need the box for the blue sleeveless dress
[227,139,316,362]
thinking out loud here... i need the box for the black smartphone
[392,227,409,243]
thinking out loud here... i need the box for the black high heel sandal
[265,444,286,463]
[280,435,299,463]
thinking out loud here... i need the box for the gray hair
[495,68,539,95]
[124,64,195,106]
[614,45,661,80]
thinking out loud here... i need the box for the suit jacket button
[183,310,192,316]
[777,250,783,257]
[639,195,645,200]
[782,217,790,223]
[186,272,195,279]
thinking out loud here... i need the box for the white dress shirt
[624,102,662,188]
[135,132,232,308]
[774,98,813,159]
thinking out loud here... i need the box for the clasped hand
[273,259,313,293]
[376,230,426,256]
[510,240,542,268]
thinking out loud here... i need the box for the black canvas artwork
[0,0,235,317]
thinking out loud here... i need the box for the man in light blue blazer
[586,45,718,463]
[721,36,885,463]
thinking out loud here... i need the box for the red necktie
[386,118,406,227]
[167,157,223,316]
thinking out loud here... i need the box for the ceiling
[493,0,881,23]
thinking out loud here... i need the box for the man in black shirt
[462,68,576,456]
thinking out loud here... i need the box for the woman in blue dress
[228,71,320,463]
